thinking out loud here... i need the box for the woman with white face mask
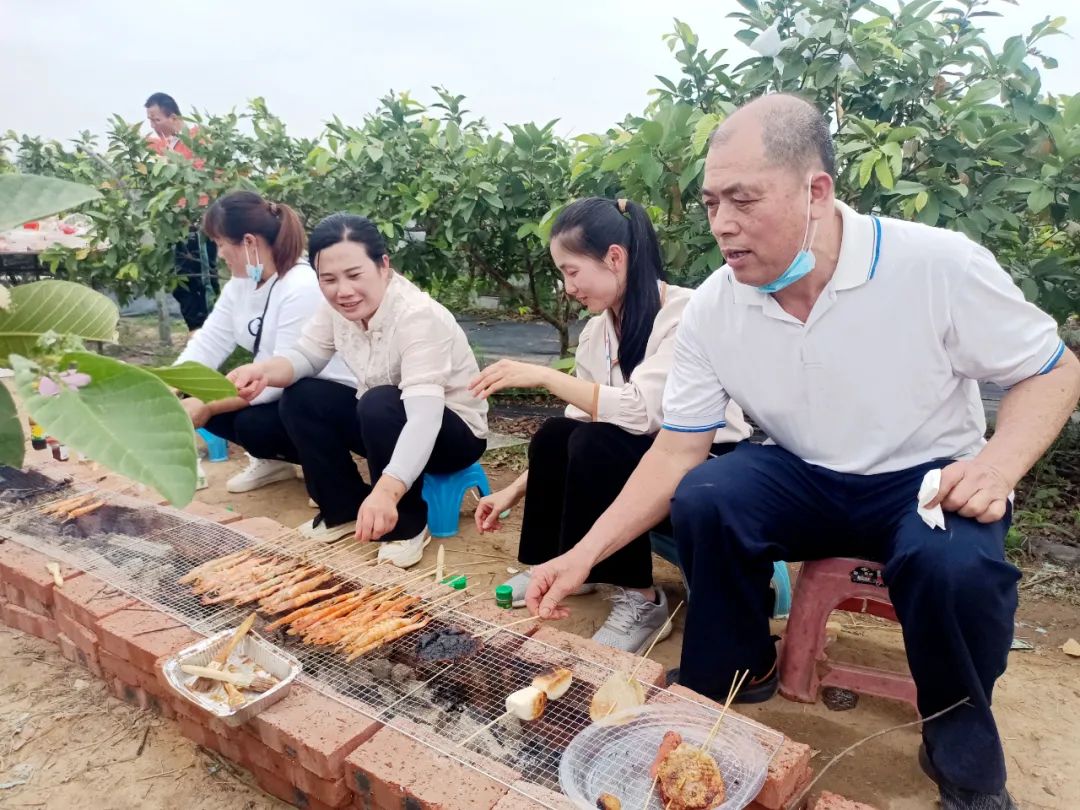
[227,213,488,567]
[467,197,751,654]
[177,191,355,492]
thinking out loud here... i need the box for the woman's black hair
[551,197,665,376]
[308,212,389,269]
[203,190,306,273]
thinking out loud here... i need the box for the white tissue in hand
[917,469,946,531]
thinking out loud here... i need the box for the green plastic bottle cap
[494,584,513,608]
[442,575,467,590]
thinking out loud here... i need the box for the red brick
[529,625,666,687]
[182,500,244,524]
[755,738,814,810]
[2,601,59,642]
[52,574,135,632]
[281,759,353,808]
[345,726,509,810]
[0,541,81,610]
[99,649,144,688]
[249,686,381,780]
[3,582,52,617]
[96,607,200,672]
[231,516,293,543]
[809,791,880,810]
[239,729,285,773]
[492,781,578,810]
[249,761,346,810]
[57,631,104,677]
[110,678,177,719]
[56,610,98,654]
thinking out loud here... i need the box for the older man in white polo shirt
[525,94,1080,809]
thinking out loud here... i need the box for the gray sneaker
[503,570,596,609]
[591,587,671,654]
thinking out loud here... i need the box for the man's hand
[925,459,1012,524]
[525,549,593,620]
[468,359,552,399]
[181,396,211,429]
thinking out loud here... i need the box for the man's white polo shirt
[661,201,1066,475]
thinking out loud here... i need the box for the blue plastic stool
[422,461,492,538]
[649,531,792,618]
[196,428,229,462]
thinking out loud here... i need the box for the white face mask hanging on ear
[244,243,264,284]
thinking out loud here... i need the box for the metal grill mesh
[0,474,784,808]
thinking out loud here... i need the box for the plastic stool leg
[196,428,229,462]
[771,561,792,618]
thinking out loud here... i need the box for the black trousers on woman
[279,381,486,540]
[204,401,300,464]
[518,418,712,588]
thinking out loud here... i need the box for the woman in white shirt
[227,213,488,567]
[177,191,355,492]
[469,198,749,653]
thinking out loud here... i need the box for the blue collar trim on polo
[729,201,880,303]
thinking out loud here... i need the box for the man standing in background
[145,91,219,331]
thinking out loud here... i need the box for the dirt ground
[2,450,1079,809]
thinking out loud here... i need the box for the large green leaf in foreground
[13,352,197,505]
[145,361,237,402]
[0,383,24,469]
[0,174,102,232]
[0,280,119,358]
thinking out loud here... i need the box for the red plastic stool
[779,557,918,710]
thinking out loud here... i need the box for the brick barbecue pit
[0,457,867,809]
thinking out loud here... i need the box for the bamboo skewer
[478,614,540,640]
[642,775,659,810]
[702,669,749,750]
[191,612,257,692]
[627,600,683,682]
[459,710,510,747]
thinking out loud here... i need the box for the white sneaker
[297,513,356,542]
[196,459,209,491]
[308,497,318,508]
[227,455,297,493]
[503,570,596,609]
[377,529,431,569]
[591,587,671,654]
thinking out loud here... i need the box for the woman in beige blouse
[469,198,749,653]
[228,214,488,568]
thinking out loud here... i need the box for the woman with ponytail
[468,197,750,653]
[177,191,354,493]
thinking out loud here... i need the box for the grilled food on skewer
[650,730,726,810]
[589,672,645,723]
[532,667,573,700]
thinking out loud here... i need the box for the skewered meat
[650,731,683,779]
[654,733,726,810]
[532,667,572,700]
[182,553,433,662]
